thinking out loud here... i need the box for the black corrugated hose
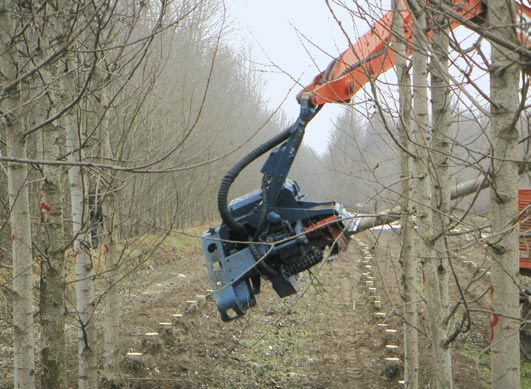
[217,125,293,235]
[217,98,321,236]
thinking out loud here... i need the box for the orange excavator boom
[299,0,530,106]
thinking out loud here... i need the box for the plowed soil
[104,228,496,389]
[2,226,527,388]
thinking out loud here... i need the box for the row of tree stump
[352,237,404,383]
[123,236,459,385]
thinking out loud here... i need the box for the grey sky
[226,0,363,154]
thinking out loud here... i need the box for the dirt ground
[100,228,499,388]
[1,225,529,388]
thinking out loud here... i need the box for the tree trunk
[66,104,98,388]
[102,185,121,379]
[37,4,71,386]
[39,122,67,389]
[6,114,36,389]
[1,3,36,388]
[487,1,521,387]
[429,0,453,385]
[431,0,452,311]
[408,0,452,387]
[392,0,418,386]
[97,87,122,380]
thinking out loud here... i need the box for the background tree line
[0,0,318,387]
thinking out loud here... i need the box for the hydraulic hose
[217,126,292,235]
[217,98,321,236]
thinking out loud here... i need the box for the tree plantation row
[1,1,531,389]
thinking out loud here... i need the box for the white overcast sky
[224,1,499,154]
[225,0,372,154]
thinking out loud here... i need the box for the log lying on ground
[353,163,531,234]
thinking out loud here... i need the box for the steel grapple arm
[202,99,358,321]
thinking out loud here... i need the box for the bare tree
[391,0,418,386]
[487,1,522,387]
[408,0,453,386]
[38,123,67,389]
[33,3,80,387]
[427,2,458,388]
[93,79,121,380]
[1,3,36,388]
[67,108,98,389]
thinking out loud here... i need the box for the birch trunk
[1,3,36,388]
[66,104,98,388]
[6,112,36,389]
[487,1,521,387]
[392,1,418,386]
[61,6,99,384]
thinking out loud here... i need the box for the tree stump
[384,328,398,341]
[123,352,145,374]
[385,344,399,354]
[141,332,162,354]
[195,295,207,306]
[383,357,400,380]
[185,300,198,314]
[158,322,174,345]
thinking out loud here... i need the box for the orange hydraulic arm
[299,0,531,107]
